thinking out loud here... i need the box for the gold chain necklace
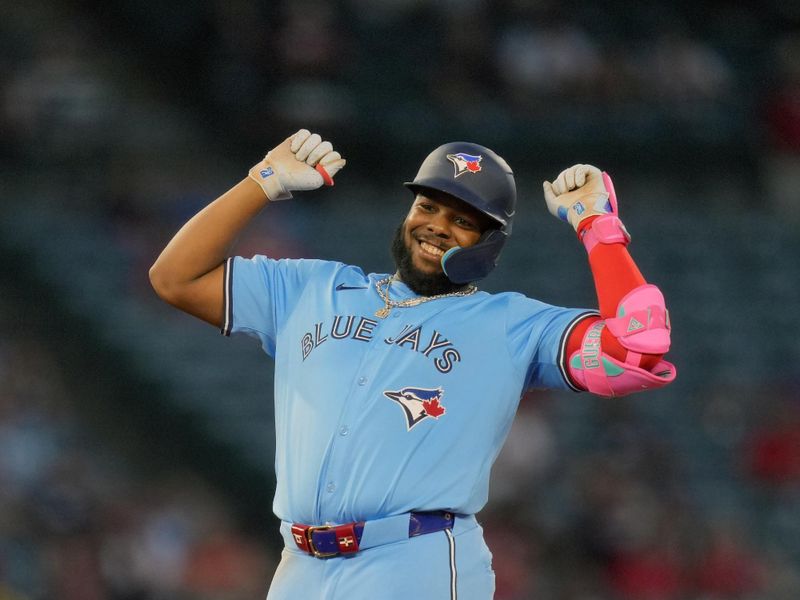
[373,276,477,318]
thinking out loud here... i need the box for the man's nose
[426,214,451,238]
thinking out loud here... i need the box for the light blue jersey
[223,256,592,525]
[222,255,593,599]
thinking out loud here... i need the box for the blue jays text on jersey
[301,317,462,373]
[222,255,593,527]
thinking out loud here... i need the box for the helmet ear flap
[441,229,508,284]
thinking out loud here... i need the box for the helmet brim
[404,180,509,229]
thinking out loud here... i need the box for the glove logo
[259,167,275,179]
[446,153,482,178]
[383,386,447,431]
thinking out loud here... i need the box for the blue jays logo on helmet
[446,153,482,178]
[383,386,447,431]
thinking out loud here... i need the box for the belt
[289,511,456,558]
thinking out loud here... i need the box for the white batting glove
[248,129,346,201]
[542,164,612,231]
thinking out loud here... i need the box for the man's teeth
[420,242,444,257]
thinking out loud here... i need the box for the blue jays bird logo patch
[446,153,482,178]
[383,387,447,430]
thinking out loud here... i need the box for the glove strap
[580,214,630,254]
[248,161,292,201]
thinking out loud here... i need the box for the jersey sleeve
[504,295,598,392]
[220,255,338,356]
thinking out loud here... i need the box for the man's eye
[455,217,475,228]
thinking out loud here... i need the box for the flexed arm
[543,165,676,397]
[149,130,345,327]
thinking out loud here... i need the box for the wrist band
[580,214,630,253]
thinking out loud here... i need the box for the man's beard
[390,223,465,296]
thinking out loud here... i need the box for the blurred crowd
[2,0,799,234]
[0,294,272,600]
[4,2,798,164]
[484,388,800,599]
[2,1,800,599]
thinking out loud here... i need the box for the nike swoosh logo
[335,283,368,291]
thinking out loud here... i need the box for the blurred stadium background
[2,1,800,598]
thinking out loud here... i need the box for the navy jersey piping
[221,257,234,336]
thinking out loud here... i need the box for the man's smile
[418,239,446,259]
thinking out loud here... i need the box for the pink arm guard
[578,173,630,253]
[567,284,676,397]
[580,214,631,253]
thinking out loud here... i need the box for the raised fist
[542,164,613,231]
[249,129,346,201]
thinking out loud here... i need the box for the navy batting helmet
[404,142,516,283]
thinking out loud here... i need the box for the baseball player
[149,129,675,599]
